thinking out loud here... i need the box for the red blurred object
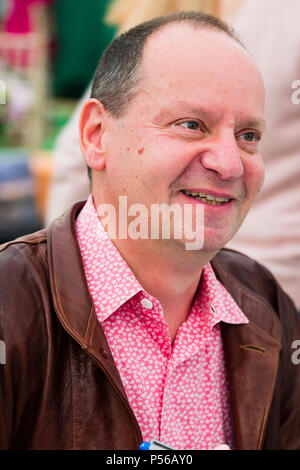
[0,0,51,148]
[3,0,52,33]
[0,0,52,67]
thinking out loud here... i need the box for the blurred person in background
[226,0,300,313]
[46,0,300,313]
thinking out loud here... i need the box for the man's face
[97,25,265,253]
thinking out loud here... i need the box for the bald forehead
[140,22,262,86]
[145,21,244,49]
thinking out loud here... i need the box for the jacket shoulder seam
[0,233,47,253]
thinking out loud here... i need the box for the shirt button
[141,298,153,310]
[210,304,216,314]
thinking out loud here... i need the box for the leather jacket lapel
[47,201,133,407]
[221,321,281,449]
[212,255,282,449]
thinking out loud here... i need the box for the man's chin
[180,227,235,254]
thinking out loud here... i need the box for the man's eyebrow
[152,104,211,122]
[241,118,266,133]
[153,103,266,131]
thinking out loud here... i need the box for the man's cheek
[255,161,265,194]
[246,158,265,197]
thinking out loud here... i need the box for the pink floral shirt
[75,196,249,450]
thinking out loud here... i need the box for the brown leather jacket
[0,201,299,450]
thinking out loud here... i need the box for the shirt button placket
[141,298,153,310]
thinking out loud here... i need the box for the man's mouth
[180,190,231,206]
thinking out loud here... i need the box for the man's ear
[79,98,108,171]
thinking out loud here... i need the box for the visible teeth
[182,190,230,204]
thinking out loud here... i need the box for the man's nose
[199,134,244,181]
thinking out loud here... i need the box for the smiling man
[0,12,299,450]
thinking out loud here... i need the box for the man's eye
[238,131,261,143]
[178,120,201,131]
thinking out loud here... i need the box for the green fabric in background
[52,0,116,98]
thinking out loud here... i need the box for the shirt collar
[75,195,143,321]
[194,262,249,327]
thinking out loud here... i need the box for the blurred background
[0,0,299,311]
[0,0,116,243]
